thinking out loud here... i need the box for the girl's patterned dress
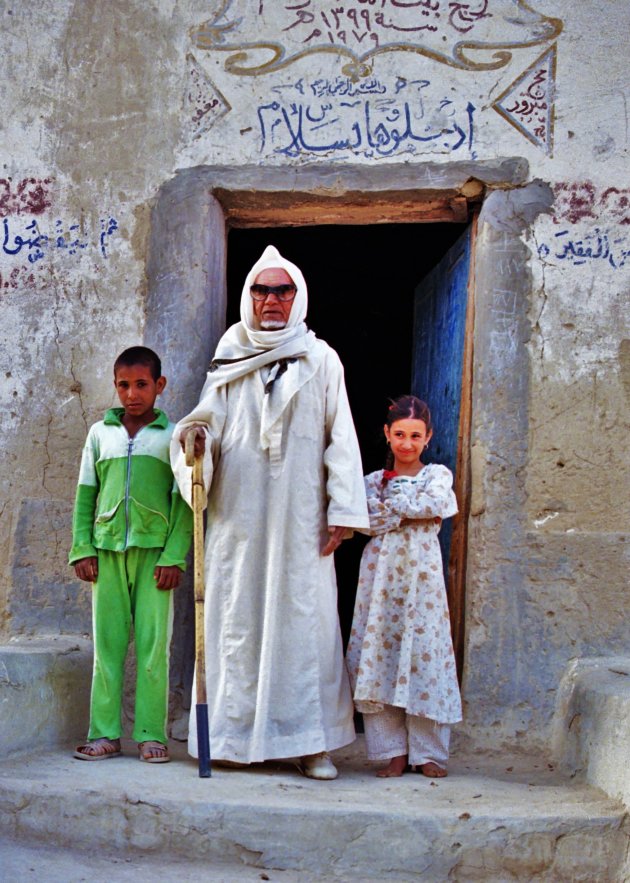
[347,464,462,725]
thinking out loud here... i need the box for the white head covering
[209,245,314,374]
[240,245,308,345]
[184,245,323,476]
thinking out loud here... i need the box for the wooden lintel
[216,190,470,228]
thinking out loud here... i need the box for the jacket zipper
[124,435,134,549]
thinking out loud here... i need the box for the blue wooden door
[411,224,473,670]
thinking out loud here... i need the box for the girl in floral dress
[346,395,461,778]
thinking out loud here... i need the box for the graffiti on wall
[536,182,630,270]
[0,178,53,217]
[538,228,630,270]
[492,45,555,155]
[0,178,119,290]
[187,1,563,155]
[552,182,630,226]
[185,54,231,139]
[258,75,475,158]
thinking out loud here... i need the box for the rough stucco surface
[0,0,628,755]
[552,656,630,808]
[8,499,89,635]
[0,636,91,756]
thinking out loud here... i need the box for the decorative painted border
[190,1,563,79]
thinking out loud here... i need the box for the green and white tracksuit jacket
[69,407,192,569]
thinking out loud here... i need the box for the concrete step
[0,837,338,883]
[0,738,627,882]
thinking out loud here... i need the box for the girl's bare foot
[376,754,408,777]
[419,762,447,778]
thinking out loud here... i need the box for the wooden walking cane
[185,431,211,777]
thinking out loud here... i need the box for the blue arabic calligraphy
[258,79,475,157]
[1,217,118,263]
[538,228,629,269]
[100,217,119,258]
[307,76,387,97]
[2,219,50,264]
[55,220,89,255]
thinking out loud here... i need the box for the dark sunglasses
[250,283,297,302]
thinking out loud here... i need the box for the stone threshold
[0,738,627,881]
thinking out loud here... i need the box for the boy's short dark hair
[114,347,162,381]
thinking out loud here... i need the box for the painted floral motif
[347,465,462,724]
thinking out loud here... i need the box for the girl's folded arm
[387,467,458,520]
[362,499,402,536]
[359,472,403,536]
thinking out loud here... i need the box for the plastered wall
[1,0,628,751]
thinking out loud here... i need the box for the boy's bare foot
[419,762,447,778]
[74,737,122,761]
[376,754,408,777]
[138,740,170,763]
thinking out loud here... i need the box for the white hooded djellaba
[171,246,369,763]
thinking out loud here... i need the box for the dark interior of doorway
[227,222,466,649]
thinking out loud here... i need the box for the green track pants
[88,547,174,744]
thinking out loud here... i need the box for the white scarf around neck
[193,245,323,474]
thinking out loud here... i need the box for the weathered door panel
[411,224,474,675]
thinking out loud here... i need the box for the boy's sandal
[138,741,170,763]
[73,737,122,761]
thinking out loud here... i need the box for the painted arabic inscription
[258,75,475,158]
[493,45,555,154]
[0,178,119,292]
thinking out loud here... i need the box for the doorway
[146,167,540,738]
[226,222,471,662]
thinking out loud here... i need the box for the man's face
[251,267,296,330]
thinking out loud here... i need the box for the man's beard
[260,319,287,330]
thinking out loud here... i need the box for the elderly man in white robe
[171,245,369,780]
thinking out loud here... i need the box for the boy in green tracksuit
[69,346,192,763]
